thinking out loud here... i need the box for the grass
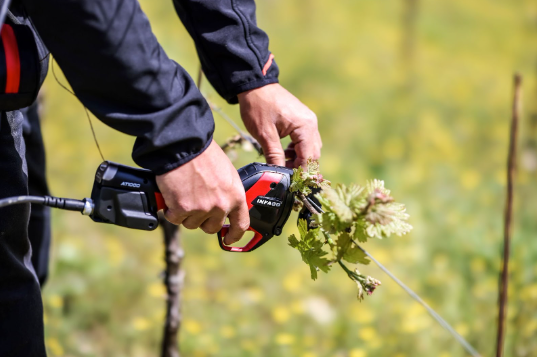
[39,0,537,355]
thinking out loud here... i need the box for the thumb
[256,129,285,166]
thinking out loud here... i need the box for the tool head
[218,162,294,252]
[298,188,322,230]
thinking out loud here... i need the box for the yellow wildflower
[275,333,295,345]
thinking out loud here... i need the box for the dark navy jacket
[18,0,279,174]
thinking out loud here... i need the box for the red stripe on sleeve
[262,53,274,76]
[1,24,21,94]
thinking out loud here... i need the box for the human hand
[238,83,322,168]
[155,140,249,244]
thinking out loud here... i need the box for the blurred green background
[38,0,537,356]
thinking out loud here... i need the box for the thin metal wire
[51,59,105,162]
[196,66,263,156]
[305,203,481,356]
[211,104,244,134]
[352,240,481,357]
[210,104,263,156]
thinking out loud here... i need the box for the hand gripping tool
[88,161,296,252]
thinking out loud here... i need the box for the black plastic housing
[90,161,161,231]
[229,162,295,251]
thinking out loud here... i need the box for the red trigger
[155,192,166,211]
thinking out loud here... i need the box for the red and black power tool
[88,161,296,252]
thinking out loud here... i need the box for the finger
[182,212,209,230]
[200,214,227,235]
[256,128,285,166]
[284,148,296,160]
[284,142,297,169]
[285,160,295,169]
[163,208,187,226]
[291,134,321,168]
[284,143,297,161]
[293,143,317,168]
[224,202,250,245]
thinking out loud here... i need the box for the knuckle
[164,216,180,225]
[212,204,227,215]
[234,199,247,211]
[259,134,280,148]
[303,111,317,124]
[238,221,250,232]
[265,152,284,163]
[183,202,210,214]
[178,202,212,215]
[256,129,272,142]
[177,202,193,214]
[198,204,212,214]
[164,210,183,225]
[210,205,227,220]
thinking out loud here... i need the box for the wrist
[237,82,281,104]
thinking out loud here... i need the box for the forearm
[22,0,214,174]
[173,0,279,104]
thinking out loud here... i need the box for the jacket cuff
[224,77,279,104]
[136,134,213,176]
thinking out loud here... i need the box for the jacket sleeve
[21,0,214,175]
[172,0,279,104]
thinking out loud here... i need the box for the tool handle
[155,194,265,252]
[217,224,264,252]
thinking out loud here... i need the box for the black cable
[0,195,90,213]
[51,58,105,162]
[0,195,46,208]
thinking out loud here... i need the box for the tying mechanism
[217,162,295,252]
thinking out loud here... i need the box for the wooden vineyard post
[159,218,185,357]
[495,73,522,357]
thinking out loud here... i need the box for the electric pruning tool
[0,161,310,252]
[89,161,296,252]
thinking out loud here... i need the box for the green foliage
[288,220,330,280]
[316,180,412,241]
[290,158,331,196]
[338,234,369,265]
[40,0,537,354]
[288,161,412,300]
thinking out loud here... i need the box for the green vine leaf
[288,219,330,280]
[290,158,331,197]
[287,159,412,300]
[342,245,370,265]
[352,221,369,243]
